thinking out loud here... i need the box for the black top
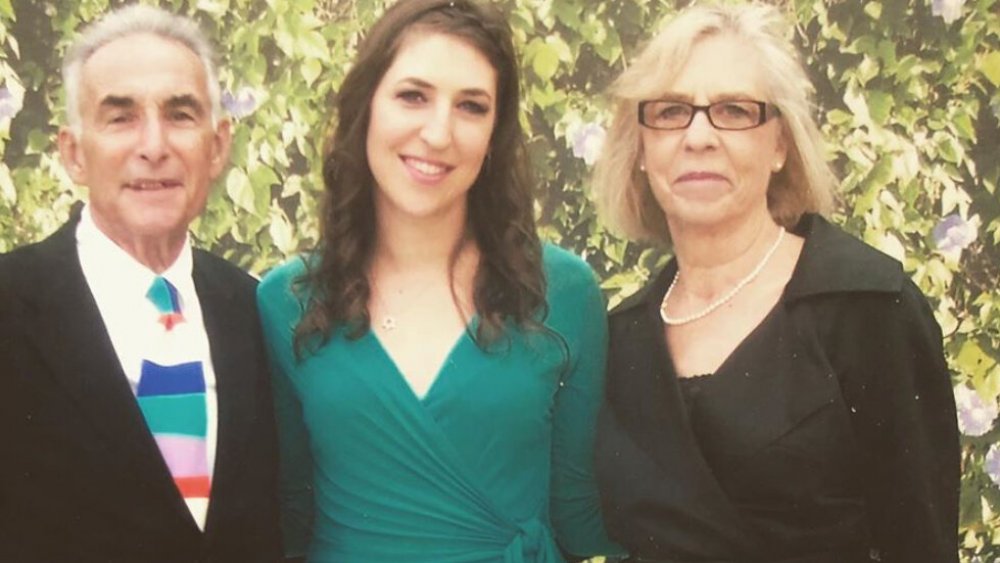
[595,214,959,563]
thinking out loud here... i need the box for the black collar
[612,213,905,316]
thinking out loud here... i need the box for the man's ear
[209,118,232,180]
[57,127,87,184]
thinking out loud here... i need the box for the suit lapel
[193,252,257,533]
[15,219,194,522]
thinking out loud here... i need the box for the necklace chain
[371,278,437,332]
[660,227,786,326]
[370,238,470,332]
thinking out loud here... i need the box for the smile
[401,156,452,178]
[126,179,182,190]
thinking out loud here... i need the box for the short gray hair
[593,2,835,245]
[62,4,222,133]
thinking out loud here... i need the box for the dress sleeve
[545,252,626,558]
[257,265,315,558]
[830,280,960,563]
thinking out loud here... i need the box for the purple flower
[931,0,964,23]
[570,122,606,166]
[0,86,22,121]
[985,443,1000,487]
[933,213,978,254]
[955,385,997,437]
[221,87,258,119]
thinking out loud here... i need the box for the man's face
[59,32,230,249]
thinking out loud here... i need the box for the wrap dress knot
[503,517,560,563]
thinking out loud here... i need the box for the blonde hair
[593,2,835,245]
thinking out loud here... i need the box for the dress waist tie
[503,516,562,563]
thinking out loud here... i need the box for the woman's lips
[401,155,453,183]
[676,171,727,182]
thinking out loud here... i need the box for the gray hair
[62,4,222,133]
[593,2,835,245]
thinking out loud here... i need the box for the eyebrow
[98,95,136,112]
[96,94,206,116]
[398,77,494,101]
[164,94,206,117]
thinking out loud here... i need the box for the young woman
[257,1,619,561]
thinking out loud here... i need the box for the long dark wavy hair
[293,0,545,357]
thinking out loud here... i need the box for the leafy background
[0,0,997,558]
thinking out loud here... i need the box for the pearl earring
[772,162,783,172]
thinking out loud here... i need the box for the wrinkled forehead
[79,32,209,105]
[660,33,770,101]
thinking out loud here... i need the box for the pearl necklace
[660,227,786,326]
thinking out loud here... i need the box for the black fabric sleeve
[826,280,960,563]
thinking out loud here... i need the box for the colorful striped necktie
[137,276,211,505]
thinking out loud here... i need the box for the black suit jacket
[0,213,281,562]
[595,215,959,563]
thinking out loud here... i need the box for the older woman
[592,4,959,563]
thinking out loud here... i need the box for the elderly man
[0,5,280,561]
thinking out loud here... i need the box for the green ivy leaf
[856,55,880,86]
[297,30,328,59]
[959,340,998,379]
[0,164,15,204]
[863,1,881,20]
[301,58,321,86]
[552,0,582,28]
[268,208,295,254]
[981,51,1000,87]
[953,111,976,141]
[826,108,853,125]
[868,90,894,125]
[225,168,255,213]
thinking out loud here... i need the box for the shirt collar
[76,204,195,301]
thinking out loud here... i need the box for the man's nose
[136,116,169,164]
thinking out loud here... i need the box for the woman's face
[640,33,787,232]
[366,31,497,226]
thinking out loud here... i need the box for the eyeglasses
[638,100,779,131]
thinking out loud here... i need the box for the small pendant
[381,315,397,331]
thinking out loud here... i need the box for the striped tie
[138,277,211,503]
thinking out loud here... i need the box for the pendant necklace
[370,238,470,332]
[660,226,786,326]
[371,277,438,332]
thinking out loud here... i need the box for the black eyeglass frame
[637,100,781,131]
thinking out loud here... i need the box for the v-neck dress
[258,244,619,563]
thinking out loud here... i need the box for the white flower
[931,0,964,24]
[955,385,998,437]
[0,86,22,121]
[570,121,606,166]
[221,86,259,119]
[933,213,979,257]
[985,443,1000,487]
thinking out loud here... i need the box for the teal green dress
[257,244,620,563]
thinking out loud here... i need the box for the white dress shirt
[76,205,217,531]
